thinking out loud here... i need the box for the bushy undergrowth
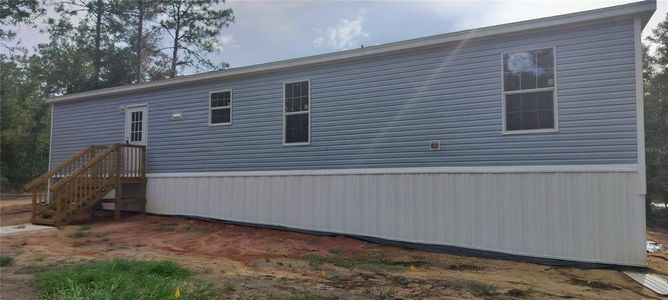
[648,205,668,229]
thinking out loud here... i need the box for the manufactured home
[27,1,656,266]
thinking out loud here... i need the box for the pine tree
[157,0,234,77]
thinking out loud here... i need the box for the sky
[6,0,668,73]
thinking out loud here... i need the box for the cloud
[314,10,369,49]
[212,34,239,50]
[220,34,239,48]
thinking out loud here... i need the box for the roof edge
[48,0,656,104]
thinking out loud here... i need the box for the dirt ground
[1,197,667,299]
[0,196,32,227]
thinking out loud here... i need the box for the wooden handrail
[50,144,146,191]
[29,143,146,226]
[25,145,92,191]
[51,145,119,190]
[24,145,111,191]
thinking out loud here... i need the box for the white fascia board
[634,16,647,194]
[146,164,640,178]
[47,1,656,104]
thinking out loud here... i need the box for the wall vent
[430,140,441,151]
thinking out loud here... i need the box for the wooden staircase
[25,144,146,226]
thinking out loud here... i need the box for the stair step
[32,216,57,226]
[39,210,56,217]
[100,198,146,204]
[26,144,147,226]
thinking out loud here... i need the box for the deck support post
[31,191,37,219]
[140,187,147,215]
[114,145,122,220]
[114,187,122,220]
[141,146,147,215]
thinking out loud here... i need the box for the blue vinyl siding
[50,18,638,173]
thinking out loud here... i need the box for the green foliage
[0,54,51,192]
[0,0,44,44]
[37,14,97,94]
[0,0,235,191]
[36,259,218,300]
[644,12,668,224]
[0,256,14,267]
[40,1,140,93]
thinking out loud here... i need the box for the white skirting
[146,168,646,266]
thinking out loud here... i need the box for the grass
[36,259,218,300]
[506,287,536,297]
[67,231,93,239]
[223,282,236,293]
[306,253,409,272]
[15,264,50,274]
[467,282,498,297]
[152,222,179,232]
[327,274,348,284]
[378,287,396,299]
[446,280,499,297]
[67,226,94,239]
[292,292,322,300]
[186,225,215,233]
[568,278,620,290]
[0,256,14,267]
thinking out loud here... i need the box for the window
[209,90,232,125]
[503,48,557,133]
[130,111,143,142]
[284,80,310,144]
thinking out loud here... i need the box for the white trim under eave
[634,16,646,195]
[146,164,639,178]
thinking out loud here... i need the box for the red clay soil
[103,215,377,264]
[0,199,32,226]
[2,199,668,299]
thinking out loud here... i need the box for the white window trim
[501,46,559,135]
[209,89,232,126]
[283,79,311,146]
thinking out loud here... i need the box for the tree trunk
[169,3,181,78]
[137,0,144,83]
[94,0,102,87]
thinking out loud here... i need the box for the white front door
[124,105,147,176]
[125,105,147,145]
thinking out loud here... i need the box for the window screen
[503,48,556,132]
[284,81,310,144]
[210,91,231,125]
